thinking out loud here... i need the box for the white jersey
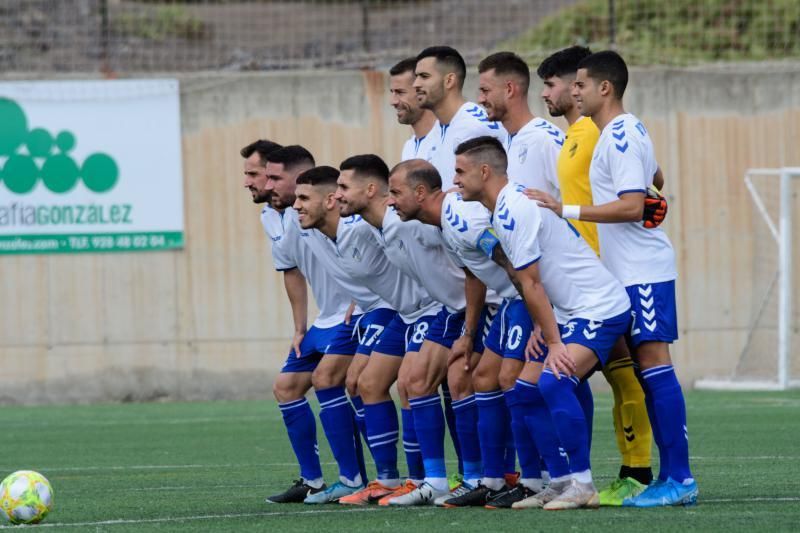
[429,102,506,190]
[260,207,351,329]
[401,121,439,162]
[369,207,465,313]
[590,113,677,286]
[505,117,563,200]
[440,192,514,303]
[492,182,630,323]
[309,215,436,322]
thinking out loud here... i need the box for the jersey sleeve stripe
[616,188,647,197]
[514,256,541,271]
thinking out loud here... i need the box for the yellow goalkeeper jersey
[557,116,600,254]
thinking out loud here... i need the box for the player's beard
[547,92,573,117]
[338,197,366,217]
[396,104,421,125]
[484,99,506,122]
[251,189,271,204]
[418,83,444,110]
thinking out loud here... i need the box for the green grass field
[1,390,799,531]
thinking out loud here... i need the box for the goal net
[695,168,800,390]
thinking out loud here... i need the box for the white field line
[6,455,796,474]
[2,498,800,529]
[0,507,384,530]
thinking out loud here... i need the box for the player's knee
[498,367,518,391]
[446,365,473,399]
[635,342,672,369]
[310,368,335,390]
[273,373,304,403]
[471,363,498,392]
[356,371,385,401]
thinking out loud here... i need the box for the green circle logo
[0,98,28,157]
[42,154,80,194]
[82,153,118,193]
[0,99,119,194]
[3,154,39,194]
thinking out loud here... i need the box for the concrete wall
[1,64,799,404]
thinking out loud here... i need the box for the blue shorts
[373,312,437,356]
[355,308,399,356]
[484,298,540,362]
[281,320,360,373]
[425,307,466,349]
[472,304,500,355]
[559,309,631,366]
[625,280,679,347]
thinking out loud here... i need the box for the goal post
[695,167,800,391]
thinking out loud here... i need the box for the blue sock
[442,382,464,475]
[475,390,507,480]
[636,368,669,481]
[575,379,594,451]
[363,400,400,481]
[641,365,692,482]
[350,395,368,442]
[279,398,323,481]
[538,371,591,474]
[315,386,361,484]
[409,394,447,479]
[504,388,541,480]
[515,379,570,479]
[504,415,517,475]
[401,408,425,481]
[452,395,482,482]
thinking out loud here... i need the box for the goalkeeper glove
[643,187,667,228]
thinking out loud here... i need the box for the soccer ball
[0,470,54,525]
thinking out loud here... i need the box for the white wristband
[562,204,581,220]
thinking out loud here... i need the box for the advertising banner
[0,80,183,254]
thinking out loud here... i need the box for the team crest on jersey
[569,142,578,158]
[352,247,362,261]
[518,146,528,164]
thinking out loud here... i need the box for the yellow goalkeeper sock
[603,356,653,470]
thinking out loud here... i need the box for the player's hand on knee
[643,187,668,229]
[449,334,474,370]
[545,342,575,378]
[525,326,546,361]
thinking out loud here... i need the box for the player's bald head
[454,136,508,175]
[390,159,442,192]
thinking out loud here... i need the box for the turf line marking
[0,508,384,529]
[6,456,799,474]
[703,497,800,503]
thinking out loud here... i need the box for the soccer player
[413,46,505,190]
[387,159,573,508]
[291,165,442,505]
[391,57,465,488]
[240,142,367,504]
[391,58,438,162]
[335,154,481,504]
[530,50,697,507]
[454,136,633,510]
[537,45,656,505]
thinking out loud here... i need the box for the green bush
[113,6,209,41]
[505,0,800,65]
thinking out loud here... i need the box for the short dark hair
[266,145,316,170]
[578,50,629,99]
[454,136,508,174]
[389,57,418,77]
[416,46,467,89]
[536,45,592,80]
[240,139,283,165]
[478,51,530,94]
[390,159,442,191]
[295,165,340,188]
[339,154,390,183]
